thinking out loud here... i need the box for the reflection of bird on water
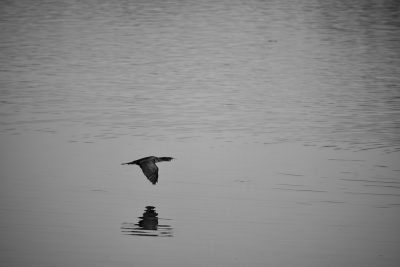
[122,156,174,184]
[121,206,173,237]
[138,206,158,230]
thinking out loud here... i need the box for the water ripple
[121,206,173,238]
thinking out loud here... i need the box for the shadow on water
[121,206,173,237]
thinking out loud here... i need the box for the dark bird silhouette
[122,156,174,184]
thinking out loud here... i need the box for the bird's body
[122,156,173,184]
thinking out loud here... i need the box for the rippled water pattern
[1,0,399,151]
[121,206,173,237]
[1,2,400,266]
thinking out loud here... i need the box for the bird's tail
[121,160,137,165]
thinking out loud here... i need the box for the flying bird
[122,156,174,184]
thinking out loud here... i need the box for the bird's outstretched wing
[139,161,159,184]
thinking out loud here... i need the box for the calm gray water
[1,0,400,266]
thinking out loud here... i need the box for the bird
[122,156,174,184]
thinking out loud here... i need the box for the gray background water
[1,0,399,266]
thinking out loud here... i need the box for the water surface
[1,0,399,266]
